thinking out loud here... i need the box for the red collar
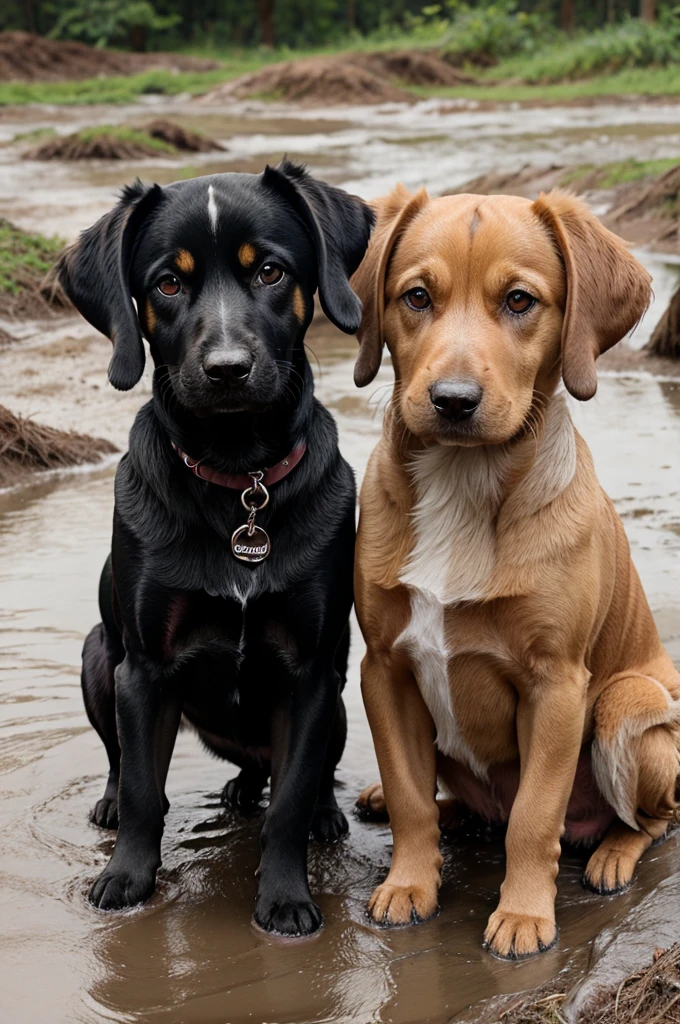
[172,441,306,490]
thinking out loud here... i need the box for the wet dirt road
[1,95,680,1023]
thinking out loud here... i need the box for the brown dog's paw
[583,846,635,895]
[355,781,388,820]
[483,911,557,959]
[367,881,439,927]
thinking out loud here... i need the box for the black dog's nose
[429,379,483,421]
[203,352,253,386]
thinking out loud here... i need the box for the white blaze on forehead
[207,184,219,235]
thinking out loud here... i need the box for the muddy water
[1,95,680,1023]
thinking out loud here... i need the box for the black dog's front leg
[90,654,180,910]
[254,666,341,936]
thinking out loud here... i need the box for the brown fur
[238,242,256,268]
[293,284,306,324]
[352,187,679,959]
[174,248,195,274]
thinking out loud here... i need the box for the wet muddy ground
[1,94,680,1023]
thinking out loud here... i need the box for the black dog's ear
[58,180,162,391]
[262,160,374,334]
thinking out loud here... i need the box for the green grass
[560,157,680,189]
[0,221,64,295]
[411,64,680,103]
[73,124,175,152]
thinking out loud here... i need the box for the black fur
[61,162,373,936]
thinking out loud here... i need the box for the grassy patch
[0,61,259,107]
[412,64,680,103]
[74,124,174,153]
[561,157,680,189]
[8,127,57,146]
[0,221,64,296]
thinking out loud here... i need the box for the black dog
[59,161,373,936]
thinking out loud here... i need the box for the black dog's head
[59,161,374,416]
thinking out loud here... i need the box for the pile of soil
[646,282,680,359]
[448,163,566,199]
[0,404,117,489]
[141,118,224,152]
[607,164,680,250]
[499,944,680,1023]
[25,119,224,161]
[0,31,219,83]
[26,130,166,161]
[197,55,415,106]
[345,49,476,87]
[0,219,70,320]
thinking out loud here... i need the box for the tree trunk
[559,0,575,33]
[347,0,356,32]
[645,285,680,359]
[24,0,36,33]
[129,24,148,53]
[640,0,657,22]
[257,0,275,47]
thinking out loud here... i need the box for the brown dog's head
[352,187,651,446]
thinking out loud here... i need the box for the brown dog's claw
[483,911,557,959]
[367,881,439,927]
[355,781,388,820]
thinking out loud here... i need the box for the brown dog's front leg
[484,667,587,958]
[362,650,442,926]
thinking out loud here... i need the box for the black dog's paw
[89,863,156,911]
[311,804,349,844]
[91,796,119,830]
[222,770,266,814]
[254,895,324,937]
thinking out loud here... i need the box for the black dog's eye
[258,263,284,286]
[157,274,181,297]
[404,287,431,311]
[506,290,535,315]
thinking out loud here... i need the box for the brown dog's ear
[352,184,429,387]
[58,180,162,391]
[533,190,651,401]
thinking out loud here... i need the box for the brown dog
[351,186,680,958]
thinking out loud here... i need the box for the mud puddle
[1,93,680,1023]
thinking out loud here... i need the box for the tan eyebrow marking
[175,249,195,274]
[293,285,305,324]
[145,298,156,335]
[238,243,257,268]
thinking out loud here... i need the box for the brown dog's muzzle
[429,379,483,423]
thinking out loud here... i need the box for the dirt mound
[26,120,223,161]
[196,55,414,107]
[346,49,476,86]
[0,404,117,489]
[446,164,567,200]
[0,219,70,319]
[0,31,219,83]
[646,283,680,359]
[27,131,165,161]
[606,164,680,252]
[141,118,224,152]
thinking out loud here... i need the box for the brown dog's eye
[405,287,431,311]
[506,290,535,315]
[259,263,284,286]
[157,275,181,297]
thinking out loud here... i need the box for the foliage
[0,220,64,295]
[49,0,179,49]
[440,0,553,67]
[494,8,680,81]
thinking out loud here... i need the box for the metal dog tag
[231,523,271,563]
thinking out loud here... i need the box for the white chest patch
[395,396,577,777]
[395,588,487,778]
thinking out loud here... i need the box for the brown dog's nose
[430,379,483,421]
[203,352,253,386]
